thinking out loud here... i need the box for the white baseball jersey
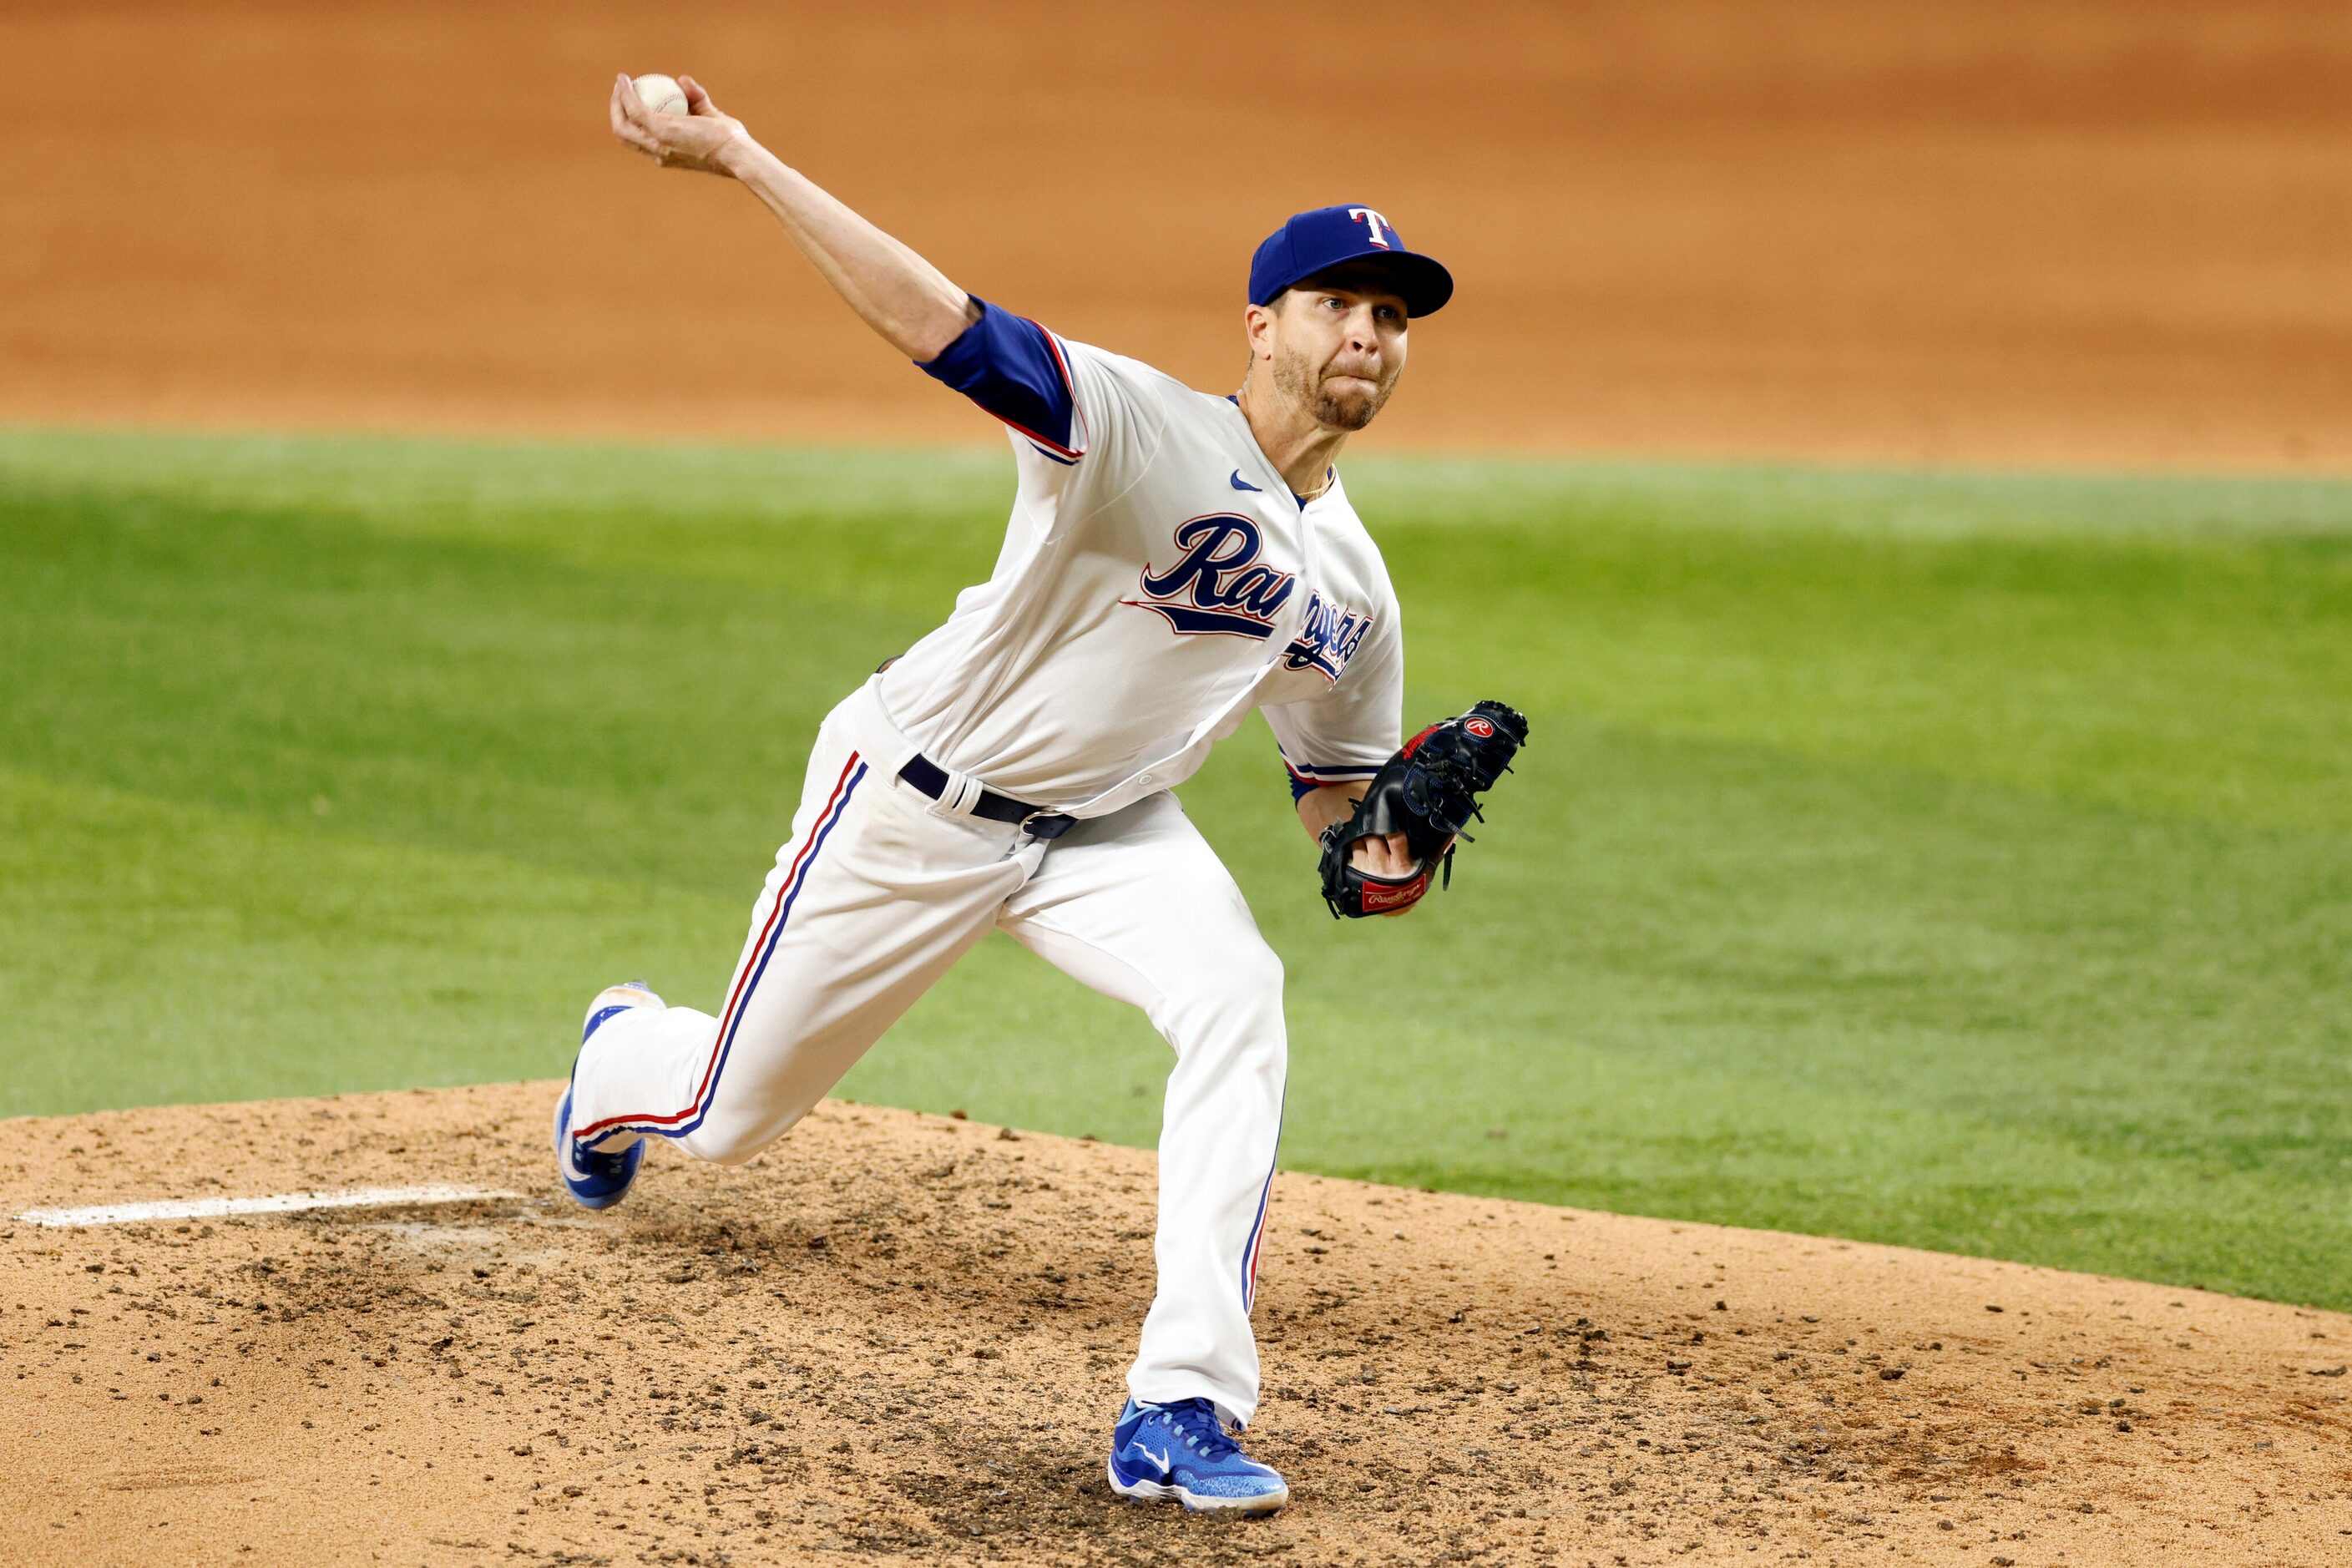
[566,299,1405,1433]
[880,300,1404,812]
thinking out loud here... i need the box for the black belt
[897,754,1076,840]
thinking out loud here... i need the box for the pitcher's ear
[1244,300,1278,358]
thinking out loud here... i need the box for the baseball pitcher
[562,73,1525,1516]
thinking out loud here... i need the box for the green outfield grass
[3,428,2347,1309]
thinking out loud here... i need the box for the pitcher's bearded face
[1267,266,1410,432]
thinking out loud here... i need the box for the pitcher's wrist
[714,131,767,180]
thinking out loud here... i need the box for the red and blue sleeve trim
[1281,752,1383,801]
[917,297,1085,461]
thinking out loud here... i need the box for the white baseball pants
[564,678,1287,1427]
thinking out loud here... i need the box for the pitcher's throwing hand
[609,73,744,175]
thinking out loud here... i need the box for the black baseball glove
[1316,700,1528,918]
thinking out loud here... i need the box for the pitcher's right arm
[609,74,976,362]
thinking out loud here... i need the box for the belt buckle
[1019,808,1074,842]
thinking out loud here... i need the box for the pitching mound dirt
[2,1085,2345,1565]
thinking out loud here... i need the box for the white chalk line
[14,1185,525,1228]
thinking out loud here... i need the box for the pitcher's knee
[680,1099,812,1167]
[1240,943,1284,1006]
[1167,941,1284,1050]
[1197,940,1282,1012]
[692,1129,769,1168]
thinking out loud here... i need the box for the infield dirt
[9,0,2351,471]
[3,1085,2346,1566]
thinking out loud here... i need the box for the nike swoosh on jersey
[1229,470,1262,492]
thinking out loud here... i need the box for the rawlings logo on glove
[1317,700,1527,918]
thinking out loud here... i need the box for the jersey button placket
[1277,501,1317,660]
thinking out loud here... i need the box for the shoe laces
[1146,1398,1241,1460]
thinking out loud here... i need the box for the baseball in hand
[630,73,689,117]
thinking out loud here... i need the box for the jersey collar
[1224,393,1335,509]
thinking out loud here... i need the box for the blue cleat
[1106,1397,1289,1516]
[554,981,664,1211]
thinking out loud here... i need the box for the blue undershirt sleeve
[915,298,1083,460]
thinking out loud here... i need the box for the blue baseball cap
[1248,205,1454,318]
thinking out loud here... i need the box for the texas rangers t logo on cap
[1247,205,1454,316]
